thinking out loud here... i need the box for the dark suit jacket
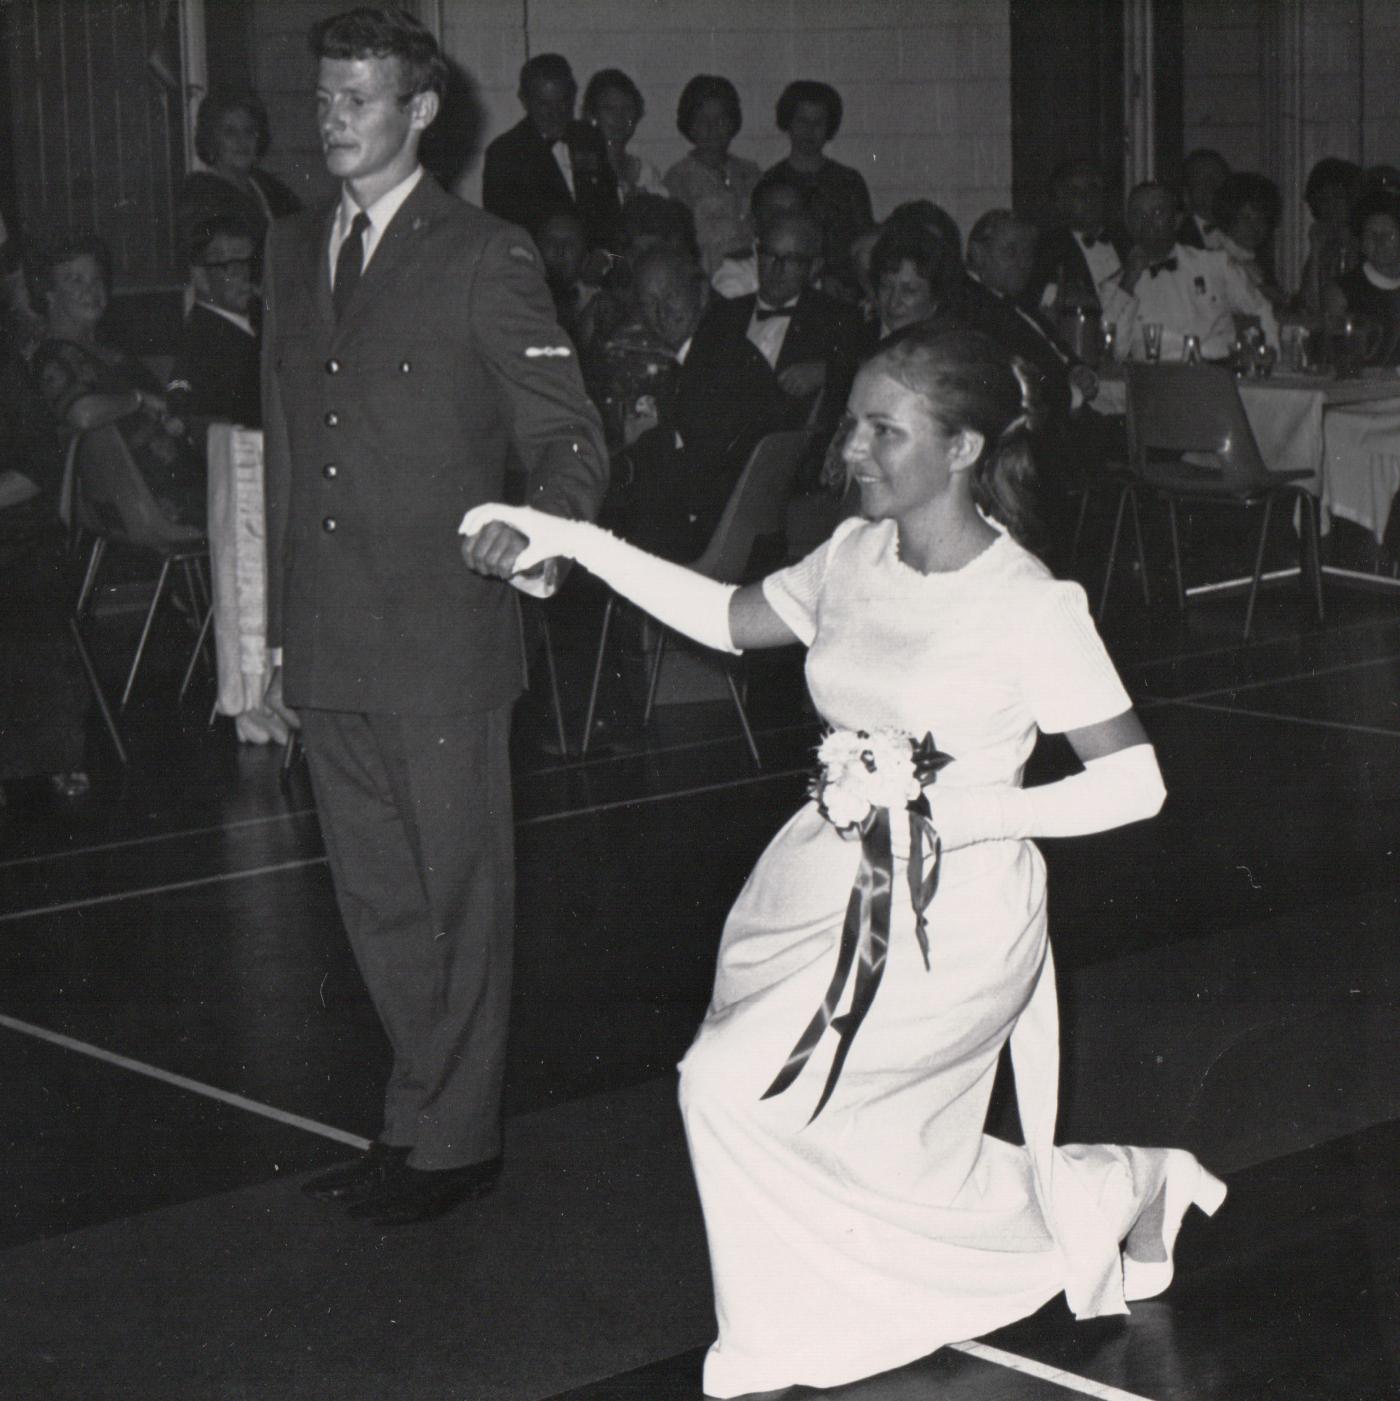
[955,276,1072,422]
[262,173,608,716]
[482,118,622,250]
[1029,224,1129,309]
[167,303,261,429]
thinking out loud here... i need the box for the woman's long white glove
[460,503,740,654]
[932,743,1165,851]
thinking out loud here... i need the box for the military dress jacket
[262,174,608,715]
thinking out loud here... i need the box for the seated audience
[536,209,596,344]
[1299,158,1364,315]
[1213,172,1286,308]
[582,68,665,204]
[664,75,762,275]
[29,232,205,528]
[1030,158,1129,314]
[1113,181,1278,361]
[849,200,961,318]
[166,215,261,431]
[1176,148,1230,250]
[764,80,874,301]
[1323,189,1400,365]
[711,170,809,300]
[870,221,959,339]
[176,92,300,257]
[0,347,88,801]
[483,53,623,252]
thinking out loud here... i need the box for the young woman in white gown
[461,324,1226,1400]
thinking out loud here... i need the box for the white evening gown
[678,517,1217,1398]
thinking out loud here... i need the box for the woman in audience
[664,75,761,275]
[765,80,874,301]
[870,221,959,339]
[1214,171,1286,308]
[176,92,300,253]
[1322,188,1400,365]
[0,347,89,802]
[461,323,1214,1400]
[1298,157,1363,315]
[583,68,665,205]
[30,233,205,528]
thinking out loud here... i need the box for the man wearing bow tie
[483,53,622,253]
[1115,181,1277,361]
[262,8,607,1226]
[1030,158,1131,313]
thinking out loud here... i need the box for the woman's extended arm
[458,503,800,652]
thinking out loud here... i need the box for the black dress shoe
[300,1142,410,1204]
[347,1156,502,1225]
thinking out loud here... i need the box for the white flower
[822,783,871,832]
[813,727,923,833]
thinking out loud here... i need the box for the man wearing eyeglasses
[166,213,262,431]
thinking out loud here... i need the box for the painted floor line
[1163,697,1400,740]
[952,1341,1157,1401]
[1139,651,1400,708]
[0,1011,369,1151]
[0,770,807,924]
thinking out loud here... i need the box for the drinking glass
[1143,322,1163,363]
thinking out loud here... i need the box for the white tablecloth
[1321,401,1400,541]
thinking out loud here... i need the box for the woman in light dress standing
[461,324,1225,1400]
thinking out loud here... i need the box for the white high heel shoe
[1122,1148,1228,1302]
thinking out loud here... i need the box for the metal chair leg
[642,630,668,724]
[1098,485,1130,622]
[580,597,614,756]
[723,665,761,769]
[1303,492,1324,623]
[538,611,569,758]
[121,558,173,708]
[1166,499,1185,613]
[1069,488,1091,564]
[69,615,128,765]
[75,537,106,617]
[1129,487,1152,607]
[180,597,216,700]
[1242,496,1275,641]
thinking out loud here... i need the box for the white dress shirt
[746,301,795,370]
[327,165,425,286]
[1113,243,1279,362]
[551,140,575,196]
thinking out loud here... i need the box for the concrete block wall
[1181,0,1267,170]
[251,0,1012,240]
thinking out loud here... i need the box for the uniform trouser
[300,704,514,1170]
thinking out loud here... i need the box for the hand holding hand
[459,503,584,576]
[264,665,300,733]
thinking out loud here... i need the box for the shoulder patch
[507,244,537,264]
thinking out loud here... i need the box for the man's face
[1054,165,1106,234]
[194,232,256,314]
[317,56,432,195]
[537,215,586,291]
[973,224,1036,298]
[752,185,804,238]
[1126,188,1179,249]
[756,218,821,306]
[634,264,703,351]
[522,76,575,143]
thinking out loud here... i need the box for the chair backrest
[694,429,810,583]
[1125,363,1272,487]
[74,424,204,551]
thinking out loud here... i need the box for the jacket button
[399,360,412,373]
[322,463,338,479]
[324,410,339,427]
[326,358,340,374]
[322,516,337,532]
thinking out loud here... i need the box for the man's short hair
[187,213,256,267]
[750,168,809,217]
[774,80,843,140]
[966,208,1030,253]
[309,7,448,100]
[519,52,575,96]
[1182,147,1229,178]
[1049,157,1102,193]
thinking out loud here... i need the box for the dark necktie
[333,210,371,321]
[755,302,797,321]
[1147,257,1179,278]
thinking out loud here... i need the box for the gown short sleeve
[760,517,863,646]
[1017,579,1133,734]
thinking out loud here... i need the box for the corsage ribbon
[762,735,948,1122]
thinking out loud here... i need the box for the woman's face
[787,100,829,158]
[1228,201,1272,254]
[1362,213,1400,277]
[46,253,107,329]
[591,86,638,147]
[877,259,935,334]
[213,107,260,174]
[842,365,960,525]
[689,97,735,160]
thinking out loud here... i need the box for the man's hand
[461,519,532,580]
[777,360,826,398]
[1118,246,1149,295]
[1069,364,1100,402]
[264,665,300,732]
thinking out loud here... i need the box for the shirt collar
[337,165,424,243]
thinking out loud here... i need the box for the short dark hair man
[263,6,608,1226]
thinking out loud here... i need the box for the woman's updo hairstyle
[870,324,1043,547]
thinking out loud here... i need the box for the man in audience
[483,53,622,252]
[166,214,261,431]
[535,208,594,344]
[1031,158,1129,314]
[1114,180,1278,361]
[711,170,809,300]
[1177,148,1230,250]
